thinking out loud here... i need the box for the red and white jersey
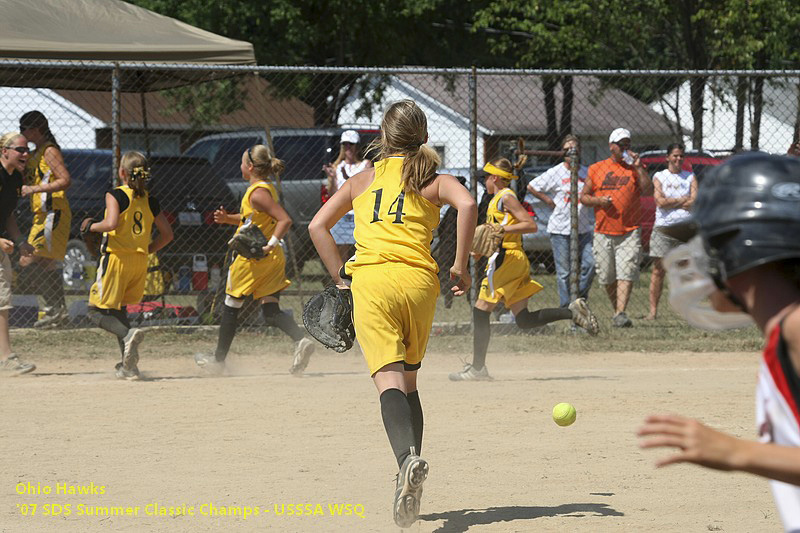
[757,323,800,532]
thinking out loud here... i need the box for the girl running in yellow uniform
[309,99,477,528]
[83,151,173,379]
[194,145,315,375]
[449,158,599,382]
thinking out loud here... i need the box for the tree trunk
[559,75,573,143]
[543,76,559,151]
[794,78,800,144]
[689,76,705,151]
[734,76,747,152]
[750,75,764,151]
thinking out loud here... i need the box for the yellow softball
[552,402,577,427]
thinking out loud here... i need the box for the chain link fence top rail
[2,61,796,336]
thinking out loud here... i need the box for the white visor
[664,236,754,330]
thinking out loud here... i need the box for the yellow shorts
[226,247,290,300]
[28,208,71,260]
[350,264,439,376]
[478,248,543,307]
[89,252,148,310]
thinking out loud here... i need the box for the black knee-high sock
[215,304,240,361]
[44,268,65,310]
[261,302,304,342]
[380,388,417,468]
[407,391,423,456]
[472,307,491,371]
[515,307,572,329]
[89,307,130,359]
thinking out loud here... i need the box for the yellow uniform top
[237,181,279,242]
[346,156,441,275]
[26,142,69,213]
[487,188,522,250]
[104,186,156,255]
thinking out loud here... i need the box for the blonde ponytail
[369,99,441,195]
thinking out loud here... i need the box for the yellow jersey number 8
[370,188,406,224]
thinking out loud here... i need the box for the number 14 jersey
[346,156,441,275]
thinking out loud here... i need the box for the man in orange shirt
[580,128,651,327]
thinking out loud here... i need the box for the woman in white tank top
[323,130,373,259]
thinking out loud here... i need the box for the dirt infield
[2,344,780,532]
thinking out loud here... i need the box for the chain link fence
[3,62,798,333]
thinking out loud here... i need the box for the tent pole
[112,64,121,185]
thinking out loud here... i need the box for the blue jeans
[549,232,595,307]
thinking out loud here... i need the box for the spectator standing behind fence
[646,143,697,320]
[17,111,72,328]
[0,133,35,375]
[323,130,373,261]
[580,128,651,328]
[526,135,595,308]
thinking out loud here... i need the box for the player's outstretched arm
[638,414,800,486]
[436,174,477,296]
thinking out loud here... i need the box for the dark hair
[666,142,685,154]
[19,111,58,147]
[120,151,149,198]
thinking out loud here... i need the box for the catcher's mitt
[471,223,505,257]
[228,224,268,259]
[302,285,355,353]
[80,217,102,258]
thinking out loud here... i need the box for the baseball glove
[471,223,505,257]
[228,224,268,259]
[80,217,102,258]
[302,285,355,353]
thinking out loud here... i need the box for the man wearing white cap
[323,130,372,259]
[580,128,651,327]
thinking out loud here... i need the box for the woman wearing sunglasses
[18,110,72,329]
[0,132,36,375]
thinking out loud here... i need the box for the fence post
[111,63,121,185]
[568,143,579,304]
[468,66,478,307]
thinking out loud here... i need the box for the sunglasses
[6,146,29,154]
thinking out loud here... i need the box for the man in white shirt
[527,135,595,307]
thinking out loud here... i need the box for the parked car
[184,127,379,274]
[15,149,238,291]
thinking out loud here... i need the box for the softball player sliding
[449,158,599,382]
[18,111,72,328]
[194,144,315,376]
[309,99,477,528]
[83,151,173,380]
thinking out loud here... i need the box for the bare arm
[249,187,293,255]
[631,151,652,194]
[86,192,121,233]
[5,213,33,256]
[682,175,698,209]
[638,414,800,486]
[580,174,612,208]
[22,146,71,196]
[501,193,537,234]
[213,206,240,226]
[309,176,359,286]
[526,183,556,209]
[435,174,477,296]
[654,177,685,209]
[149,212,173,254]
